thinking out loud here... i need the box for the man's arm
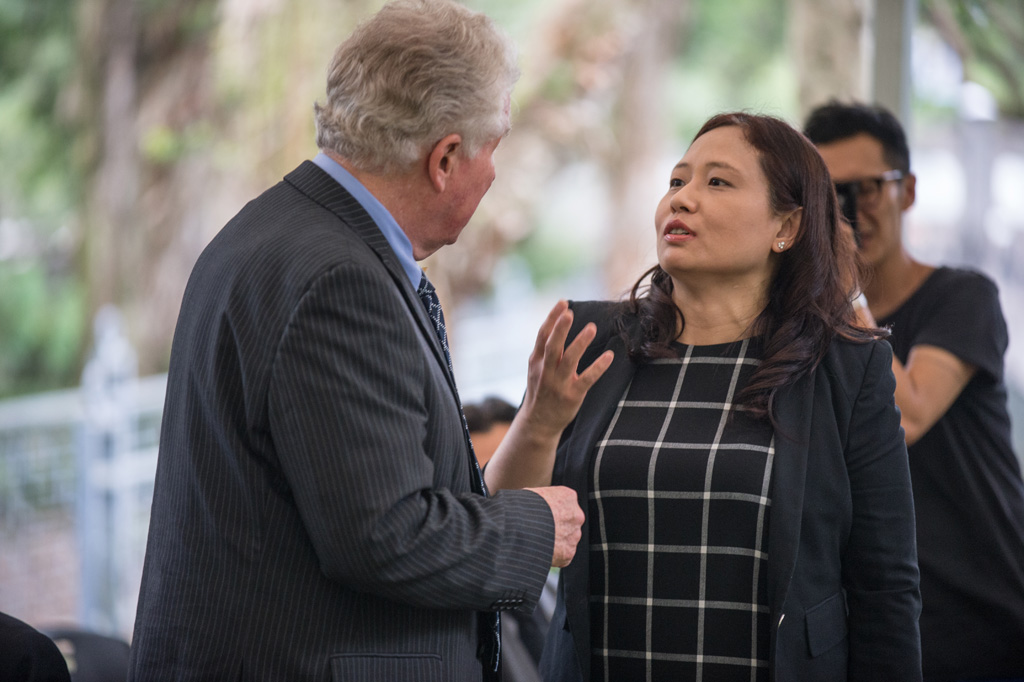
[268,260,555,610]
[890,345,975,445]
[852,302,974,446]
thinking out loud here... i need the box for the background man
[127,2,600,680]
[806,101,1024,681]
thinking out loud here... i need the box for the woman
[486,112,921,681]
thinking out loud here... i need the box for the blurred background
[1,0,1022,647]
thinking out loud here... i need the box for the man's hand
[525,485,585,568]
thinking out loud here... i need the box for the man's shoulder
[182,169,394,322]
[208,171,377,272]
[926,265,998,299]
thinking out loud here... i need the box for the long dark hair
[623,112,884,424]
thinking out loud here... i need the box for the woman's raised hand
[483,301,614,491]
[518,300,614,439]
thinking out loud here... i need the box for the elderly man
[127,2,600,680]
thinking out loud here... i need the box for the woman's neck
[671,280,766,346]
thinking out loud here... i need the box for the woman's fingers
[532,300,570,361]
[577,349,614,390]
[561,322,597,375]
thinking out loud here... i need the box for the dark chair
[0,612,71,682]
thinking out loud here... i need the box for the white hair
[314,0,519,174]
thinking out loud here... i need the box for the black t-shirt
[879,266,1024,679]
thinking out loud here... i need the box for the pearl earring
[777,240,786,250]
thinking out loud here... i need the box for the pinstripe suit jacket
[127,161,555,681]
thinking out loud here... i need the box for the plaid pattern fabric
[589,338,774,682]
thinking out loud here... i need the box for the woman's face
[655,125,791,292]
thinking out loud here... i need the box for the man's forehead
[816,133,890,180]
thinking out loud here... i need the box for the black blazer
[539,301,922,682]
[128,162,555,681]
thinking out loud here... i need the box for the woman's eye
[669,178,684,188]
[708,177,728,187]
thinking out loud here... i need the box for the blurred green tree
[0,0,83,397]
[1,0,1015,400]
[923,0,1024,118]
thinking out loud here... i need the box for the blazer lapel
[283,162,453,384]
[767,369,815,626]
[558,331,636,677]
[559,333,635,496]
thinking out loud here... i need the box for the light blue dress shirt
[312,152,423,289]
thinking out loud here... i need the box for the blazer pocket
[331,653,442,682]
[804,591,848,658]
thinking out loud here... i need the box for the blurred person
[465,395,551,680]
[486,112,922,681]
[126,2,607,680]
[0,612,71,682]
[465,396,519,467]
[806,101,1024,681]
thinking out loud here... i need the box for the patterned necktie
[416,274,501,678]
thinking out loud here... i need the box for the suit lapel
[282,162,453,385]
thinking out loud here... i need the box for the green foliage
[514,229,585,287]
[669,0,797,138]
[0,0,85,397]
[920,0,1024,118]
[0,0,80,226]
[0,262,86,398]
[0,0,83,398]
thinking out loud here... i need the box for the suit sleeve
[267,259,554,611]
[843,341,922,679]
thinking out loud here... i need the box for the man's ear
[427,133,463,192]
[900,173,916,211]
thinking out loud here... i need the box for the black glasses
[834,169,905,237]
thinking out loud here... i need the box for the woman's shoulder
[568,299,630,323]
[821,335,894,388]
[566,299,635,353]
[567,299,633,333]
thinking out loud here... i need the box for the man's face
[447,135,502,237]
[815,133,914,270]
[410,133,503,261]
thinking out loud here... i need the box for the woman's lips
[663,218,693,240]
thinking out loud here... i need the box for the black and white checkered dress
[588,337,774,682]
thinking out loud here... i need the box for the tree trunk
[789,0,868,119]
[604,0,689,298]
[76,0,382,373]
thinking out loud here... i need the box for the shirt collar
[312,152,423,288]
